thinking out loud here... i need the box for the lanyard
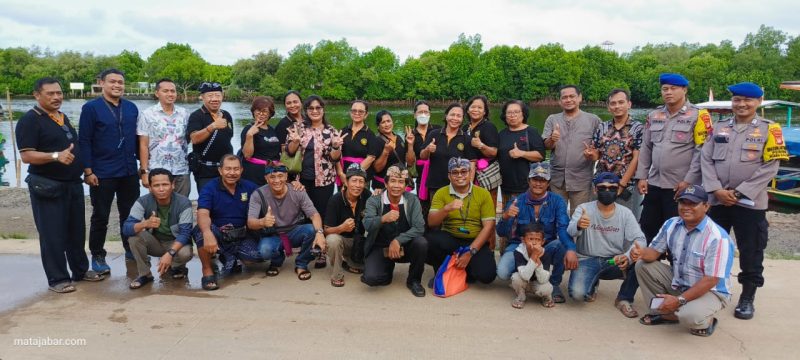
[102,99,125,149]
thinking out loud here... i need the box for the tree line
[1,25,799,105]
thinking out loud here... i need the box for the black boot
[734,283,757,320]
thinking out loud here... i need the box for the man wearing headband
[636,73,712,245]
[566,172,646,317]
[247,161,325,281]
[636,185,734,338]
[497,161,573,304]
[186,81,234,192]
[426,157,497,287]
[324,163,370,287]
[700,82,786,320]
[361,165,428,296]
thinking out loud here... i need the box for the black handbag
[26,174,63,199]
[187,128,218,173]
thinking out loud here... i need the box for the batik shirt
[592,116,644,179]
[137,102,190,175]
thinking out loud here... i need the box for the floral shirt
[299,122,337,187]
[137,103,190,175]
[592,116,644,180]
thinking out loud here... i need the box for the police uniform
[700,82,786,319]
[635,74,711,243]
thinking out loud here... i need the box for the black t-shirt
[324,191,369,238]
[369,133,408,189]
[464,119,500,163]
[341,123,375,169]
[412,124,442,191]
[275,115,300,146]
[240,124,281,186]
[375,203,409,247]
[16,107,83,181]
[300,139,316,181]
[185,106,234,178]
[421,128,475,191]
[497,126,546,193]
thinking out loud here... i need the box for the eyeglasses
[350,109,366,115]
[307,106,323,112]
[254,109,271,115]
[506,110,522,116]
[449,169,469,177]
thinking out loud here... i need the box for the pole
[6,88,21,187]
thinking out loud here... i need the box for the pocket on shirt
[648,122,665,143]
[711,142,729,161]
[670,123,693,144]
[739,143,762,162]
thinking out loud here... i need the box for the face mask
[597,189,618,205]
[416,115,430,125]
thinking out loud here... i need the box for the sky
[1,0,797,65]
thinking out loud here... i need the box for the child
[510,223,555,309]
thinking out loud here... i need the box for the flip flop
[330,278,345,287]
[541,296,556,308]
[49,282,76,294]
[201,275,219,291]
[295,268,312,281]
[314,254,328,269]
[81,270,106,282]
[342,262,363,274]
[615,300,639,318]
[552,287,566,303]
[129,275,154,290]
[691,318,718,337]
[639,314,679,326]
[511,297,525,309]
[266,266,280,277]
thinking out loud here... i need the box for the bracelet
[85,173,94,177]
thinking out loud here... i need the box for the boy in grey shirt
[567,172,646,318]
[510,223,555,309]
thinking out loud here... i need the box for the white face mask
[416,115,430,125]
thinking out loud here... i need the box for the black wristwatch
[733,190,744,199]
[139,168,148,175]
[167,248,177,257]
[469,247,478,256]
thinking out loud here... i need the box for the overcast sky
[1,0,797,65]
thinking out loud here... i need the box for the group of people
[17,68,786,338]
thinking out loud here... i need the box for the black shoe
[407,282,426,297]
[734,297,755,320]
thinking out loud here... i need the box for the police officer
[700,82,786,320]
[635,73,712,243]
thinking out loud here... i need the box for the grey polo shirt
[542,110,601,191]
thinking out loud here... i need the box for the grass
[765,251,800,261]
[0,232,28,239]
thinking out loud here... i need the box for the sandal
[552,287,566,303]
[314,254,327,269]
[295,268,312,281]
[81,270,106,282]
[342,262,363,274]
[541,296,556,308]
[690,318,718,337]
[266,266,280,277]
[201,275,219,291]
[49,282,76,294]
[129,275,154,290]
[330,278,345,287]
[511,297,526,309]
[170,266,188,280]
[639,314,679,326]
[615,299,639,318]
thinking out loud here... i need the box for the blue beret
[659,73,689,87]
[728,82,763,98]
[593,172,620,185]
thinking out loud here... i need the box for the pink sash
[279,233,292,256]
[476,158,490,171]
[336,156,366,186]
[416,159,431,200]
[246,157,268,165]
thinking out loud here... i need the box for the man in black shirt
[324,164,370,287]
[186,82,234,191]
[17,78,106,293]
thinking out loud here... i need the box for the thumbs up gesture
[578,210,590,230]
[143,211,161,229]
[425,138,437,153]
[57,143,75,165]
[509,142,524,159]
[550,123,561,143]
[262,205,276,228]
[471,132,483,148]
[504,199,519,219]
[630,241,643,263]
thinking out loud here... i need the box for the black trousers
[29,180,89,286]
[425,230,496,284]
[639,185,678,244]
[361,236,428,286]
[88,175,139,257]
[709,205,768,287]
[300,179,334,222]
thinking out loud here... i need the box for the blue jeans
[567,256,639,302]
[497,241,566,286]
[258,224,316,269]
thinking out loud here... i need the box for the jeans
[258,224,316,269]
[568,256,639,302]
[498,241,566,286]
[88,175,139,257]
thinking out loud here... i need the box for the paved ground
[0,239,796,359]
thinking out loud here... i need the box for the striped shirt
[650,216,734,297]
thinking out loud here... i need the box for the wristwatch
[733,190,744,199]
[51,152,59,160]
[167,248,177,257]
[139,169,148,175]
[677,295,687,306]
[316,228,324,235]
[469,247,478,256]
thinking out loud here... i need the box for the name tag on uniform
[713,135,729,143]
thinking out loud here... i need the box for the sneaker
[91,256,111,275]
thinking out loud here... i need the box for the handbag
[433,246,470,298]
[476,161,502,190]
[25,174,63,199]
[187,128,218,173]
[280,148,303,174]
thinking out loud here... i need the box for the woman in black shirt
[241,96,281,186]
[370,110,415,190]
[497,99,545,204]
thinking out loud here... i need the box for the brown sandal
[330,278,345,287]
[295,268,312,281]
[615,300,639,318]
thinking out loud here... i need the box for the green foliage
[1,26,799,105]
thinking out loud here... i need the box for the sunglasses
[449,169,469,177]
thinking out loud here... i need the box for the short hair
[351,100,369,113]
[522,222,545,236]
[148,168,174,184]
[303,95,330,126]
[155,78,174,91]
[413,100,430,113]
[499,100,529,126]
[219,154,242,167]
[375,109,393,128]
[99,68,125,81]
[559,85,582,96]
[465,95,489,120]
[607,88,631,102]
[33,77,61,93]
[443,103,463,119]
[251,96,276,118]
